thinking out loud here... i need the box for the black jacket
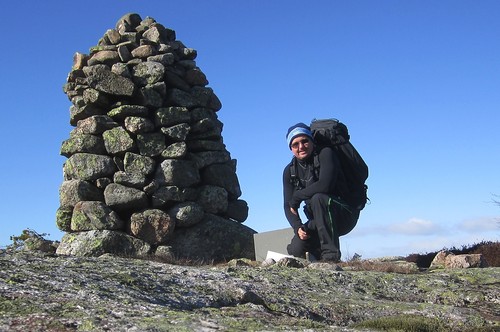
[282,147,340,232]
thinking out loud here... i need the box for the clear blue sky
[1,1,498,258]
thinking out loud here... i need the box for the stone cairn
[56,13,255,262]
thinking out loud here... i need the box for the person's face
[290,135,314,160]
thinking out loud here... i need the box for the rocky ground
[0,250,498,331]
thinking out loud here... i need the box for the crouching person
[283,123,358,262]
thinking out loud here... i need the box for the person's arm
[283,164,303,233]
[290,147,339,205]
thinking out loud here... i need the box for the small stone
[108,105,149,120]
[225,200,248,222]
[71,201,124,231]
[106,29,122,44]
[104,183,148,212]
[124,116,155,134]
[59,179,104,208]
[130,209,175,245]
[161,142,187,159]
[155,159,200,187]
[154,107,191,127]
[148,53,175,66]
[83,88,110,106]
[76,115,119,134]
[132,61,165,86]
[155,245,174,260]
[131,45,157,58]
[196,185,228,214]
[60,133,106,157]
[102,127,136,155]
[261,258,276,267]
[227,258,253,267]
[69,104,103,126]
[86,67,135,96]
[169,202,204,228]
[277,257,305,268]
[64,154,116,181]
[115,13,142,32]
[117,44,132,62]
[88,50,120,66]
[136,132,166,157]
[137,85,163,108]
[184,68,208,86]
[72,52,88,70]
[179,47,197,60]
[123,152,156,176]
[56,206,73,232]
[160,123,190,141]
[113,171,147,189]
[95,178,112,189]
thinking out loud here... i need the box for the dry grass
[338,240,500,273]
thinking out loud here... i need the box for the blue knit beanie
[286,123,313,148]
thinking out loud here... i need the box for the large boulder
[56,230,151,257]
[431,251,488,269]
[168,214,256,262]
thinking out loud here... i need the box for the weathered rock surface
[55,230,150,257]
[58,13,252,261]
[430,250,489,269]
[0,251,498,331]
[168,215,256,261]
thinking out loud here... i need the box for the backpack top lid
[310,118,350,146]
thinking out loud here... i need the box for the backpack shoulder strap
[289,157,297,177]
[311,148,321,180]
[289,157,302,189]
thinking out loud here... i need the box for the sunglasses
[291,138,311,150]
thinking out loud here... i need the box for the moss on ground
[353,314,447,331]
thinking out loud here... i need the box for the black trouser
[287,193,358,261]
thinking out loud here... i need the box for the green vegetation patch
[353,314,447,331]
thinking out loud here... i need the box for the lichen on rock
[0,250,498,331]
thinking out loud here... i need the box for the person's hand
[290,207,298,215]
[298,227,309,240]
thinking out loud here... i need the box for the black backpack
[290,118,369,211]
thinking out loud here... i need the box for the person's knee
[309,193,330,209]
[308,193,330,218]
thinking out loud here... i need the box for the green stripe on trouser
[327,197,352,237]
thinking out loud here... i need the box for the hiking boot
[305,252,318,263]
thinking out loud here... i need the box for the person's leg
[336,206,359,236]
[287,231,321,259]
[306,193,340,261]
[287,234,306,258]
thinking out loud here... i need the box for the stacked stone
[56,13,252,260]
